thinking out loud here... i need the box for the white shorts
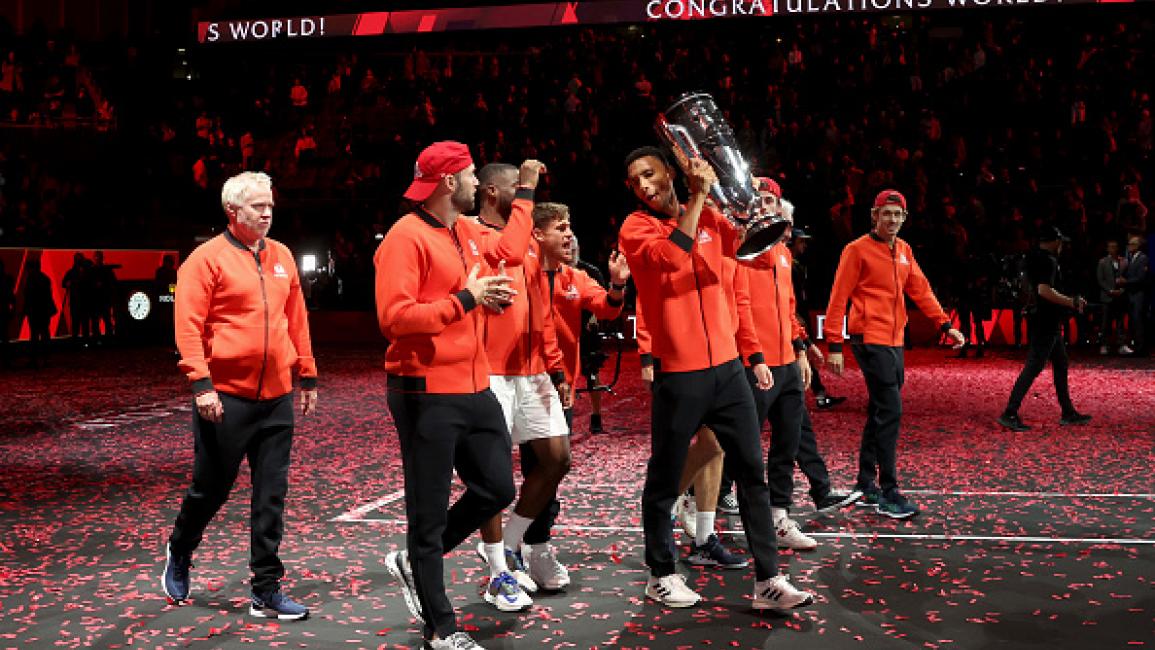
[489,374,570,444]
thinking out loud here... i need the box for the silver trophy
[656,92,788,260]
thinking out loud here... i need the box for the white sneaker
[475,541,538,593]
[673,493,697,539]
[752,574,814,612]
[524,543,571,590]
[1100,345,1110,355]
[1119,345,1134,355]
[645,573,701,608]
[775,516,818,551]
[384,550,424,624]
[426,631,486,649]
[481,571,533,612]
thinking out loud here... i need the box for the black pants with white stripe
[387,388,516,641]
[168,392,294,594]
[643,358,779,580]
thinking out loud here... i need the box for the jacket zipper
[691,243,714,368]
[253,249,269,400]
[447,223,479,393]
[891,244,901,345]
[773,262,785,365]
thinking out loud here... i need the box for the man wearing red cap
[375,140,547,650]
[823,189,965,519]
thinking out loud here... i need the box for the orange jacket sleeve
[635,300,652,366]
[824,242,862,352]
[905,254,950,327]
[576,270,625,321]
[175,249,216,390]
[619,212,694,273]
[733,265,763,364]
[476,188,536,267]
[375,224,474,339]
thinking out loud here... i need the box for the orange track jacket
[477,231,565,381]
[823,233,950,352]
[736,242,806,367]
[176,230,317,400]
[375,189,535,393]
[548,263,624,383]
[620,204,744,373]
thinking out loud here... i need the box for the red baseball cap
[403,141,475,202]
[755,176,782,197]
[873,189,907,211]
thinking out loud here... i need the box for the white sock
[484,542,509,577]
[694,511,716,547]
[771,507,788,525]
[502,513,534,554]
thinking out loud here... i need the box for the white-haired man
[163,171,318,620]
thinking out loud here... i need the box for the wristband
[610,282,628,291]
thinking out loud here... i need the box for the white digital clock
[128,291,151,320]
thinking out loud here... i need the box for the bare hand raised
[519,159,548,189]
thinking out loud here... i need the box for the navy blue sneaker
[250,589,309,620]
[876,491,920,519]
[161,544,192,604]
[686,534,749,569]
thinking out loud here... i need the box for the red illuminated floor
[0,343,1152,648]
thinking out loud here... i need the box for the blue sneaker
[686,534,749,569]
[161,544,192,604]
[250,589,309,620]
[876,491,920,519]
[481,571,533,612]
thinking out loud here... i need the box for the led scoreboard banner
[197,0,1146,43]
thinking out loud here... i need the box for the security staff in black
[998,225,1092,432]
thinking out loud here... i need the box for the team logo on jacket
[697,229,713,244]
[273,263,289,278]
[898,253,910,265]
[779,254,789,268]
[468,239,480,257]
[564,284,580,301]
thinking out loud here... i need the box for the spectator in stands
[1118,235,1149,355]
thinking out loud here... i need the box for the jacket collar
[225,227,266,252]
[415,205,447,229]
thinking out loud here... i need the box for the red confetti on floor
[0,344,1152,648]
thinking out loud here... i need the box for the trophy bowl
[656,92,788,260]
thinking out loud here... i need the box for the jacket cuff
[639,353,654,368]
[191,377,215,395]
[455,289,478,313]
[669,229,694,252]
[300,376,318,390]
[939,321,952,333]
[514,187,535,202]
[828,342,843,353]
[747,352,765,366]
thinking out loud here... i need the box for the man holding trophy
[617,94,812,612]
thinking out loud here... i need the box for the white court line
[905,489,1155,499]
[331,489,406,522]
[334,517,1155,546]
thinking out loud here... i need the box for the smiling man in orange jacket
[823,189,965,519]
[163,171,317,621]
